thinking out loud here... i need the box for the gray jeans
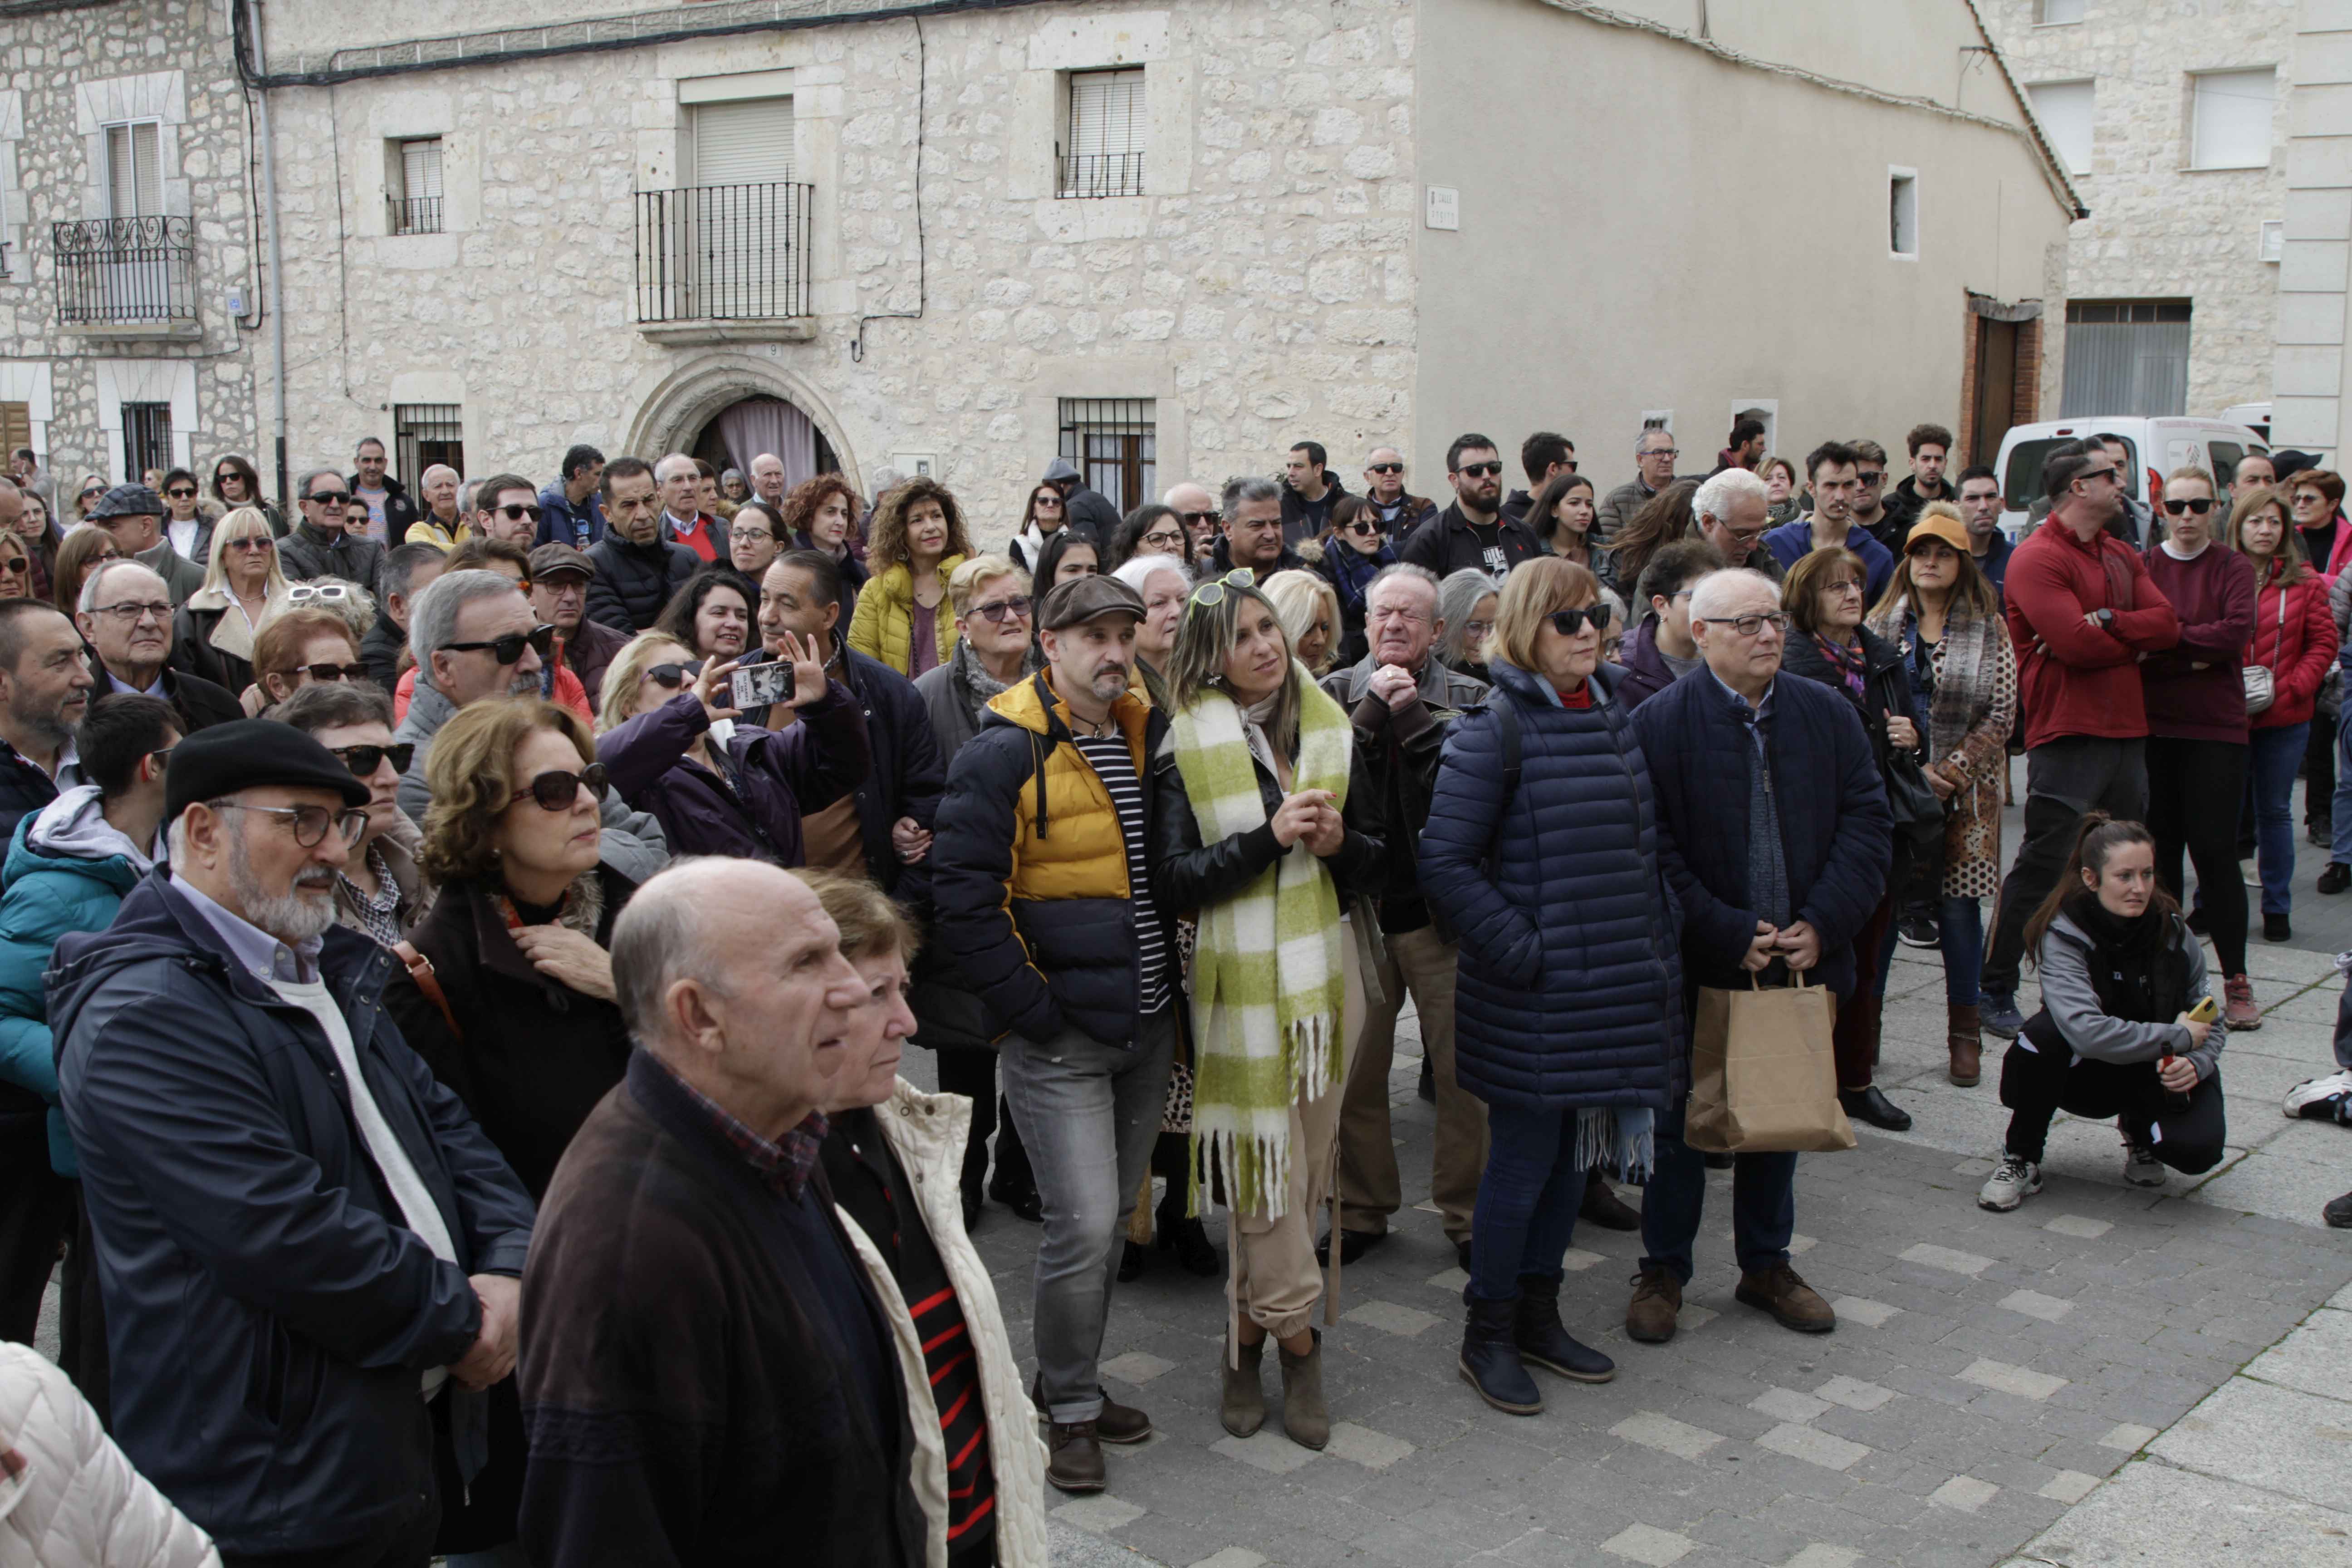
[999,1005,1178,1424]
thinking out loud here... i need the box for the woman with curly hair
[849,475,973,677]
[780,472,869,609]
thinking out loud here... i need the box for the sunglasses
[328,742,414,775]
[2162,497,2215,516]
[0,558,27,578]
[167,487,197,499]
[1187,568,1256,617]
[1454,462,1505,478]
[643,662,691,690]
[1176,510,1217,527]
[288,582,356,604]
[445,624,556,665]
[1343,519,1382,536]
[1367,462,1404,475]
[972,595,1034,624]
[491,503,543,523]
[308,490,351,505]
[225,536,274,552]
[510,764,610,811]
[297,662,373,684]
[1546,604,1613,637]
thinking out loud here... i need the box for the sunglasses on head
[510,763,610,811]
[2162,497,2215,516]
[445,624,557,666]
[1546,604,1613,637]
[328,742,414,776]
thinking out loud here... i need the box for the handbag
[2244,580,2286,715]
[1685,972,1858,1154]
[1882,750,1946,851]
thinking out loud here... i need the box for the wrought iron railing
[388,196,442,235]
[634,181,813,323]
[1058,151,1145,199]
[53,216,193,324]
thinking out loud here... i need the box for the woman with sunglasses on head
[272,681,429,944]
[208,454,283,537]
[383,696,637,1565]
[1107,503,1190,573]
[1421,556,1682,1415]
[171,507,291,697]
[1316,493,1396,670]
[1862,505,2020,1082]
[1779,547,1922,1132]
[1148,566,1384,1450]
[593,627,868,865]
[50,526,122,616]
[2231,486,2341,942]
[251,606,370,707]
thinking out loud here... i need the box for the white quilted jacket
[0,1345,217,1568]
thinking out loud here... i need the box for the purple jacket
[1617,614,1684,710]
[596,685,871,864]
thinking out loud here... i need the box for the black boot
[1116,1240,1146,1283]
[1156,1195,1220,1277]
[1512,1275,1616,1383]
[1458,1292,1542,1415]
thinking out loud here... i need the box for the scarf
[948,633,1030,718]
[494,868,605,942]
[1172,668,1351,1218]
[1812,633,1867,700]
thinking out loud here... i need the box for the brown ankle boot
[1948,1004,1983,1087]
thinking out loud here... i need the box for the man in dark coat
[1208,476,1308,576]
[87,485,205,606]
[1400,434,1544,578]
[74,561,241,734]
[350,437,422,545]
[585,457,698,632]
[51,720,535,1564]
[528,544,630,712]
[277,468,389,593]
[1043,456,1122,542]
[1627,566,1891,1348]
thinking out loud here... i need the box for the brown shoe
[1626,1266,1683,1344]
[1046,1421,1105,1493]
[1579,1168,1641,1231]
[1948,1004,1982,1086]
[1735,1264,1837,1333]
[2224,974,2262,1032]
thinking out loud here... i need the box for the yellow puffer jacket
[929,670,1174,1046]
[847,555,965,676]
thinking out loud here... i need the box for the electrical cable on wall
[851,15,927,364]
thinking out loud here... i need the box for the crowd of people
[0,412,2347,1568]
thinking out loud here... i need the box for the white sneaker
[2284,1070,2352,1119]
[2123,1140,2167,1187]
[1978,1152,2043,1212]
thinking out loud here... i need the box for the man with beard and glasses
[50,720,536,1567]
[394,570,668,883]
[1400,434,1544,578]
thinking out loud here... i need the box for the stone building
[2,0,2076,535]
[1981,0,2294,426]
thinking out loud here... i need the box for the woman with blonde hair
[170,507,290,695]
[1759,456,1802,525]
[1261,567,1343,677]
[848,477,973,677]
[1148,567,1383,1450]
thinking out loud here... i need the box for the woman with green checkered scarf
[1147,568,1387,1453]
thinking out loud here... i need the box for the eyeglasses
[510,764,610,811]
[1703,611,1790,638]
[1367,462,1404,475]
[1139,528,1185,549]
[642,662,691,690]
[1545,604,1613,637]
[1823,579,1865,598]
[225,536,274,553]
[972,595,1034,624]
[444,624,556,665]
[89,600,173,625]
[296,662,372,684]
[1463,619,1493,639]
[307,490,350,505]
[490,503,543,523]
[288,582,356,605]
[1453,462,1505,478]
[147,746,175,770]
[166,487,197,500]
[2294,491,2327,508]
[327,742,413,776]
[730,528,778,544]
[1176,510,1217,527]
[1640,447,1680,461]
[2162,497,2215,516]
[211,801,368,848]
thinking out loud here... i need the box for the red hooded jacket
[2245,557,2340,730]
[2004,516,2180,748]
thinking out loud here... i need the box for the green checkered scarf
[1172,670,1351,1218]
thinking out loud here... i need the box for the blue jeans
[1468,1102,1586,1301]
[1875,894,1985,1008]
[2247,722,2310,916]
[1638,1102,1798,1284]
[2331,697,2352,867]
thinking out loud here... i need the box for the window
[690,97,794,186]
[393,404,464,485]
[105,122,161,219]
[1889,168,1918,257]
[391,137,443,235]
[2191,68,2277,171]
[2036,0,2085,22]
[0,403,29,462]
[1060,69,1145,199]
[2027,81,2095,176]
[120,401,171,481]
[1057,398,1155,511]
[2061,299,2191,417]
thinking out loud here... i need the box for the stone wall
[1982,0,2293,421]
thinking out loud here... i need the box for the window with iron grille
[1059,69,1145,199]
[1058,398,1155,512]
[391,138,444,235]
[105,122,162,220]
[121,402,172,482]
[394,404,465,486]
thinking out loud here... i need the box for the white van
[1991,417,2270,538]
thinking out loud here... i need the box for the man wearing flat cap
[51,719,535,1567]
[930,574,1177,1494]
[86,483,205,606]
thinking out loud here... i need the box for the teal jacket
[0,792,147,1177]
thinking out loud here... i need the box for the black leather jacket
[1145,719,1387,917]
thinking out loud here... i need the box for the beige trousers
[1334,923,1490,1244]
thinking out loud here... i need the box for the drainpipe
[245,0,290,511]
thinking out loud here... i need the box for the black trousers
[2147,736,2250,977]
[58,1189,110,1424]
[219,1488,439,1568]
[934,1046,1034,1205]
[1984,737,2147,995]
[2310,717,2337,828]
[1998,1037,2227,1172]
[0,1128,72,1346]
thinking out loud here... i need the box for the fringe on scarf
[1192,1011,1338,1221]
[1576,1105,1656,1185]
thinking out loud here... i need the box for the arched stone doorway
[687,397,839,491]
[621,354,859,497]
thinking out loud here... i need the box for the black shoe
[1417,1056,1436,1103]
[1160,1216,1220,1277]
[1046,1421,1105,1493]
[1703,1152,1735,1170]
[989,1181,1044,1222]
[2313,820,2334,848]
[1896,913,1939,949]
[2322,862,2351,896]
[1459,1293,1542,1414]
[2326,1190,2352,1229]
[2266,911,2293,942]
[1456,1238,1473,1273]
[2186,906,2210,936]
[1314,1229,1386,1268]
[962,1196,983,1234]
[1839,1084,1913,1132]
[1117,1240,1146,1283]
[1578,1170,1641,1232]
[1512,1275,1616,1383]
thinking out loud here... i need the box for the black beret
[165,719,370,825]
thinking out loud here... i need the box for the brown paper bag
[1685,972,1858,1154]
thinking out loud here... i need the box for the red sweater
[2246,561,2340,730]
[2140,544,2256,743]
[2004,518,2180,748]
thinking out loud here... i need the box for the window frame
[390,137,445,235]
[1888,167,1919,260]
[102,119,163,221]
[1058,67,1147,200]
[2186,67,2278,173]
[2025,79,2096,178]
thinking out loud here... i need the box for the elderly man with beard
[51,719,536,1567]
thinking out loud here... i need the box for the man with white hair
[1361,447,1437,539]
[74,559,240,734]
[518,858,921,1566]
[1691,466,1782,580]
[654,453,721,564]
[1163,481,1220,558]
[405,463,466,549]
[1626,568,1891,1347]
[279,467,390,589]
[52,718,535,1563]
[393,569,670,881]
[750,451,789,510]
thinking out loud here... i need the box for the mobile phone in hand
[731,661,794,710]
[2186,995,2218,1025]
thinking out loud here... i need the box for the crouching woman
[1978,814,2227,1213]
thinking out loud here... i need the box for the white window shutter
[1067,69,1145,158]
[2026,81,2095,176]
[106,123,162,217]
[691,98,795,186]
[2192,69,2276,171]
[402,139,443,202]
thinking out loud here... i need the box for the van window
[2209,441,2244,485]
[2004,436,2139,510]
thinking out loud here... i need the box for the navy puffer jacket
[1419,660,1687,1112]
